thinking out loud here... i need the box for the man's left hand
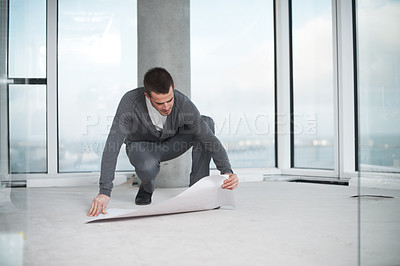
[221,173,239,190]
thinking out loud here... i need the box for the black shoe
[135,185,152,205]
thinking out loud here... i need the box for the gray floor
[0,179,399,266]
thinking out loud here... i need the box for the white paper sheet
[87,175,235,223]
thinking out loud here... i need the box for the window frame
[277,0,356,180]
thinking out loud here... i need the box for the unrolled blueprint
[87,175,235,223]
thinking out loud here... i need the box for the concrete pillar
[137,0,191,188]
[137,0,191,97]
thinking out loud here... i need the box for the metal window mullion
[336,0,356,178]
[0,0,9,181]
[10,78,47,84]
[275,0,291,170]
[288,0,294,168]
[47,0,58,175]
[273,0,278,168]
[332,0,340,177]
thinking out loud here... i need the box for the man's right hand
[88,194,110,217]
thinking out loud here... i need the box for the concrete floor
[0,179,399,266]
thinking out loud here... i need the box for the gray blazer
[99,87,232,196]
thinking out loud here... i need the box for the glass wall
[8,0,47,173]
[358,0,400,265]
[58,0,137,172]
[190,0,275,168]
[291,0,335,169]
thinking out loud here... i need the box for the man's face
[145,86,174,116]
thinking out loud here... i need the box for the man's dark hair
[143,67,174,97]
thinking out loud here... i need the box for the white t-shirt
[145,97,167,131]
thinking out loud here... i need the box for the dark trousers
[126,116,215,193]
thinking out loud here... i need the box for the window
[8,0,46,78]
[291,0,335,169]
[3,0,399,182]
[58,0,137,172]
[191,0,275,168]
[357,0,400,173]
[9,85,47,173]
[8,0,47,173]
